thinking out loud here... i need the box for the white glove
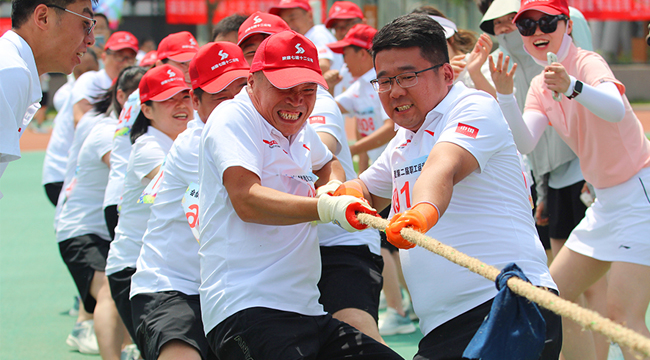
[317,194,377,232]
[315,180,343,198]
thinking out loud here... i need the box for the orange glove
[332,180,365,199]
[385,202,440,249]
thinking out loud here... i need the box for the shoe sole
[379,323,417,336]
[66,334,99,354]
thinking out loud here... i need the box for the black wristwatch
[566,80,583,100]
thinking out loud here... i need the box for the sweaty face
[49,0,95,74]
[278,8,312,35]
[248,72,318,138]
[374,47,453,132]
[520,10,571,62]
[239,34,268,65]
[143,90,193,140]
[493,13,517,35]
[193,78,247,122]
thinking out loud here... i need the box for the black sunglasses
[515,14,569,37]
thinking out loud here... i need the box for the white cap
[479,0,520,35]
[429,15,457,39]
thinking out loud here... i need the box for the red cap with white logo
[327,24,376,54]
[139,64,190,103]
[513,0,569,23]
[157,31,200,63]
[250,30,327,90]
[190,42,250,93]
[104,31,139,52]
[237,11,291,46]
[325,1,364,28]
[268,0,311,15]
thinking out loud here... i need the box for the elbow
[517,142,535,155]
[231,199,258,223]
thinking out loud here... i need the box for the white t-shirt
[305,24,343,72]
[130,119,205,297]
[70,69,112,107]
[309,87,380,254]
[336,68,390,162]
[105,126,173,276]
[56,117,116,242]
[333,63,356,97]
[104,89,141,209]
[359,83,556,335]
[0,31,42,198]
[53,75,75,112]
[199,89,331,334]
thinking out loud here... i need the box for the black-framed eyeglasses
[46,4,96,35]
[515,14,568,37]
[370,64,444,93]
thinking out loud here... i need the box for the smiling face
[192,78,247,122]
[519,10,572,61]
[374,46,453,132]
[47,0,95,74]
[493,13,517,35]
[248,71,317,137]
[142,90,193,140]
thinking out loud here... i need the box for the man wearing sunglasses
[0,0,95,199]
[329,14,560,360]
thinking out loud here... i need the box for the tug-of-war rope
[356,213,650,359]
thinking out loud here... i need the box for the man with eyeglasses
[329,14,561,360]
[0,0,95,199]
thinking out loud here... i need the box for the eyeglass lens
[516,15,564,37]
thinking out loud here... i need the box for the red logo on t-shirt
[455,123,478,138]
[303,144,310,151]
[309,116,326,124]
[424,130,434,136]
[263,139,280,148]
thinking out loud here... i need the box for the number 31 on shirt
[391,155,427,214]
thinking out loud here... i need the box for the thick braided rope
[357,213,650,358]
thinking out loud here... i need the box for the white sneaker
[608,343,624,360]
[66,320,99,354]
[68,296,80,317]
[378,291,387,310]
[379,307,417,336]
[121,344,141,360]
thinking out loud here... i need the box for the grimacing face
[247,71,318,137]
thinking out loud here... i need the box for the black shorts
[59,234,110,313]
[547,181,587,240]
[207,307,402,360]
[414,290,562,360]
[104,205,119,240]
[318,245,384,321]
[378,206,399,253]
[44,181,63,206]
[131,291,216,360]
[108,267,137,342]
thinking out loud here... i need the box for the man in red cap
[156,31,200,83]
[269,0,343,75]
[237,11,291,65]
[199,30,401,359]
[128,42,249,360]
[325,1,365,41]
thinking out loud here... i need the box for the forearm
[350,120,396,155]
[237,183,320,225]
[497,92,546,154]
[566,78,624,123]
[469,70,497,98]
[314,157,346,188]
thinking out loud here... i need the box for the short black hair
[475,0,494,15]
[372,14,449,66]
[12,0,98,28]
[212,14,248,41]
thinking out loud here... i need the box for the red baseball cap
[250,31,327,90]
[324,1,364,28]
[104,31,139,52]
[139,50,158,67]
[513,0,569,23]
[139,64,191,103]
[237,11,291,46]
[189,42,250,93]
[157,32,200,63]
[327,24,376,54]
[268,0,311,16]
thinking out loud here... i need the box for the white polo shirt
[309,87,380,254]
[199,89,331,334]
[305,24,343,72]
[56,117,116,242]
[105,126,173,276]
[359,83,556,335]
[130,119,205,297]
[0,31,42,198]
[104,89,141,209]
[336,68,390,162]
[52,75,75,112]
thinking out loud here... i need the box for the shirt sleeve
[576,51,625,95]
[359,137,397,199]
[309,93,345,155]
[335,82,358,113]
[94,123,116,160]
[437,92,511,172]
[131,138,167,184]
[0,66,31,163]
[305,125,333,171]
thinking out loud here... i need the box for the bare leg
[605,262,650,360]
[89,271,128,360]
[77,301,93,323]
[158,340,201,360]
[549,247,610,360]
[381,248,405,316]
[333,308,385,344]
